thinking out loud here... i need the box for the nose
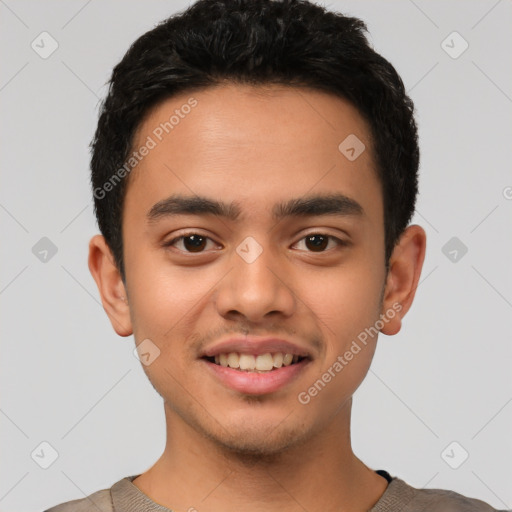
[214,242,296,323]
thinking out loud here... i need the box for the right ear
[88,234,133,337]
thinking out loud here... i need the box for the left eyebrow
[272,193,364,220]
[146,192,364,223]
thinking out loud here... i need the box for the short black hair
[91,0,419,281]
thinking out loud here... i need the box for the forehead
[133,82,373,155]
[125,83,381,226]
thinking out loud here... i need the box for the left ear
[379,224,427,336]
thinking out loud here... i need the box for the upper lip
[200,336,312,359]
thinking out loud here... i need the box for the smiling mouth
[203,352,308,373]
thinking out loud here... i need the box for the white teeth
[273,353,283,368]
[255,353,274,371]
[211,351,302,371]
[283,353,293,366]
[239,354,256,370]
[227,352,239,368]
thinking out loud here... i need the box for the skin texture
[89,84,426,512]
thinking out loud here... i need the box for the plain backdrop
[1,1,511,511]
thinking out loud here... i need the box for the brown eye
[293,234,345,252]
[182,235,207,252]
[304,234,329,252]
[166,233,217,253]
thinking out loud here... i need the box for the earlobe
[88,234,133,337]
[379,224,427,336]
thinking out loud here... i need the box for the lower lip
[203,359,309,395]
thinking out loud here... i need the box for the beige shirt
[44,472,508,512]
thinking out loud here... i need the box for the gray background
[1,1,511,510]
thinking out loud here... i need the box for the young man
[45,1,507,511]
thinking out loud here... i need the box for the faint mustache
[188,324,323,355]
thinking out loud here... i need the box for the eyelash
[163,231,347,254]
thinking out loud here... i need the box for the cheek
[297,260,382,339]
[293,258,383,401]
[126,265,214,394]
[296,269,380,415]
[123,234,208,337]
[129,266,212,341]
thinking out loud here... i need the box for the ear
[379,224,427,336]
[88,234,133,337]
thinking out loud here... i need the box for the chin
[200,419,314,463]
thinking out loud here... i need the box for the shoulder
[381,476,510,512]
[43,487,113,512]
[411,486,507,512]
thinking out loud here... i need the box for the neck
[132,399,389,512]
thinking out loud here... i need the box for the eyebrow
[147,193,364,223]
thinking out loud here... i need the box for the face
[91,84,422,456]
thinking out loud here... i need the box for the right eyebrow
[147,194,242,223]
